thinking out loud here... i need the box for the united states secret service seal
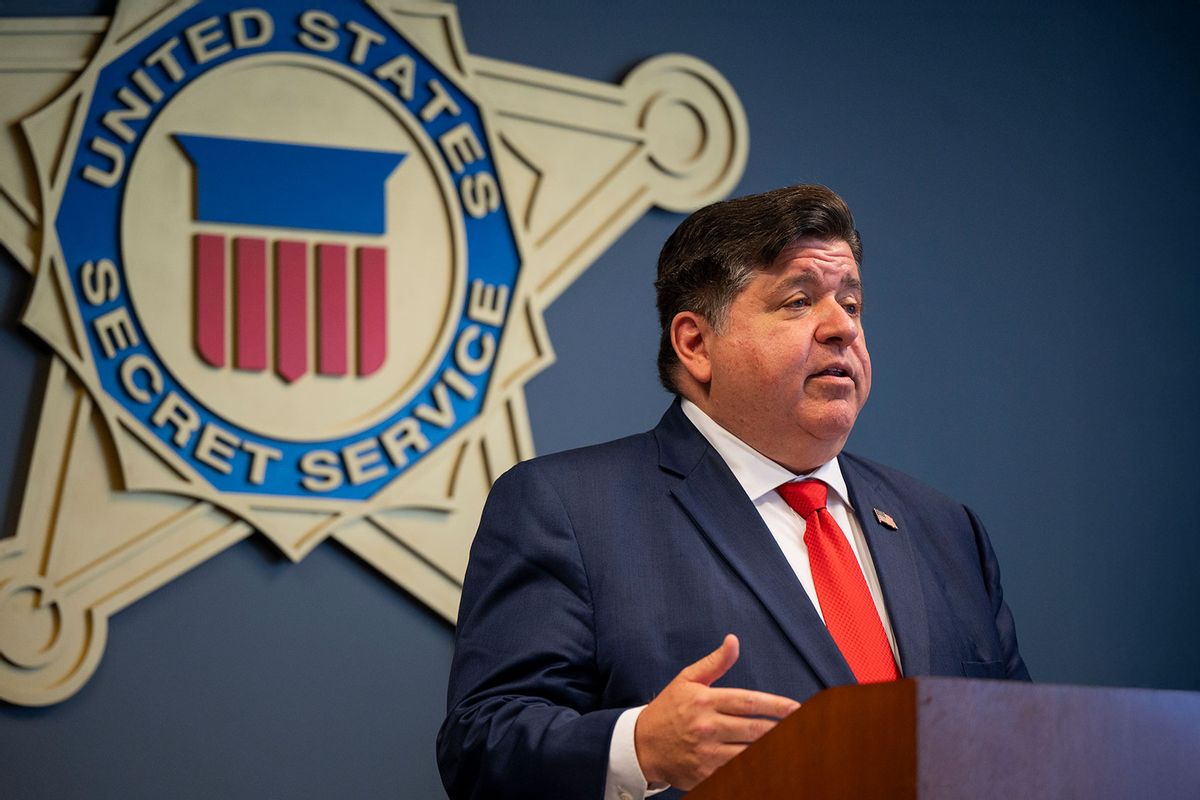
[0,0,748,704]
[63,0,520,502]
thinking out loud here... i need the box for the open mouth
[811,367,852,379]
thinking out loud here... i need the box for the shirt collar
[679,398,854,509]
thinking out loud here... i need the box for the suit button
[618,792,633,800]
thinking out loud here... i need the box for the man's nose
[814,298,859,343]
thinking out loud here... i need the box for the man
[437,185,1029,799]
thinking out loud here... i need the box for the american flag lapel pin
[873,508,898,530]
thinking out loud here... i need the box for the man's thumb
[681,634,739,686]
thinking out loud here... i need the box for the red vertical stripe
[357,246,387,376]
[317,243,348,376]
[234,237,268,371]
[195,233,226,368]
[275,240,308,383]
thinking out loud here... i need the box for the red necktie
[776,480,899,683]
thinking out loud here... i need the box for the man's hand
[633,634,801,790]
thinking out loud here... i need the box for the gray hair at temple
[654,184,863,394]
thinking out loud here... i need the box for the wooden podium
[686,678,1200,799]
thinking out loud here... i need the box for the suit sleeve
[436,463,623,800]
[966,505,1031,681]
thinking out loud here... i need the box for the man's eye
[842,300,861,316]
[786,296,810,309]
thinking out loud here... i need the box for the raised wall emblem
[0,0,747,705]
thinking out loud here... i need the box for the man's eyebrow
[773,270,864,293]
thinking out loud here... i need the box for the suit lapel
[656,403,855,688]
[841,456,931,676]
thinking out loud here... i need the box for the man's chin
[767,418,855,473]
[796,403,860,441]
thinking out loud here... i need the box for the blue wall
[2,1,1198,797]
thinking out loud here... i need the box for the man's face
[700,237,871,472]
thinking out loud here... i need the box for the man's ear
[671,311,712,385]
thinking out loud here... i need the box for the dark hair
[654,184,863,393]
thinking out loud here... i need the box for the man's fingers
[709,713,779,744]
[710,687,801,719]
[642,636,798,789]
[679,634,740,686]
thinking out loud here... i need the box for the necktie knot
[777,479,828,519]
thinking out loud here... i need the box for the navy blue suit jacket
[437,401,1028,799]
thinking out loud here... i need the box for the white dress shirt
[604,400,901,800]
